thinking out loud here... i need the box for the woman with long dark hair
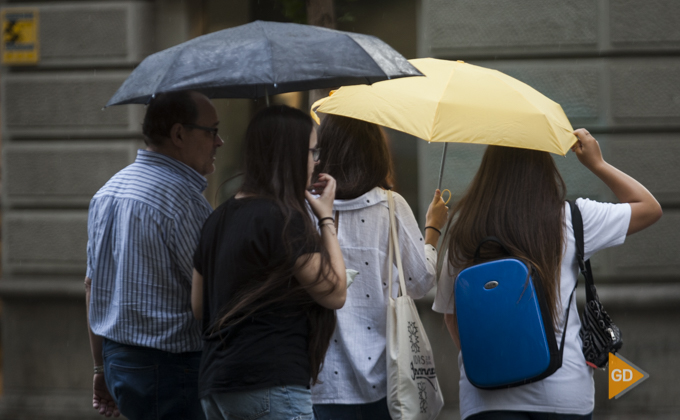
[310,115,448,419]
[191,105,346,420]
[433,129,662,420]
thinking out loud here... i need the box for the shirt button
[367,327,371,330]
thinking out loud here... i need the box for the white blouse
[312,187,438,405]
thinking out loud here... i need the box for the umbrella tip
[274,83,277,88]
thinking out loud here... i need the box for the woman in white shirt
[311,115,449,419]
[433,128,662,420]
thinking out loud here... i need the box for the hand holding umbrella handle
[426,189,449,229]
[437,143,448,190]
[441,189,451,205]
[572,129,605,170]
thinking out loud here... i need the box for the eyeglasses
[182,123,219,139]
[309,147,321,162]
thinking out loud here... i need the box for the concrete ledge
[0,279,85,299]
[3,140,137,207]
[4,210,88,271]
[2,71,145,137]
[422,0,598,58]
[579,283,680,309]
[0,391,103,420]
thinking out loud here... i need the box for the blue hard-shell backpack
[455,237,576,390]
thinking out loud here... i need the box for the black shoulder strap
[568,200,598,302]
[549,202,581,356]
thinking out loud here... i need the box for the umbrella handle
[437,143,448,190]
[441,189,451,205]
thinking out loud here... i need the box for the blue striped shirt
[87,150,213,353]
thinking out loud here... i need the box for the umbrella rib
[261,20,276,98]
[490,71,551,117]
[344,35,388,81]
[154,45,195,98]
[488,70,571,154]
[429,63,459,141]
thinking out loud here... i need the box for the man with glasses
[85,90,223,419]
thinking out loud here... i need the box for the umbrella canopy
[106,20,422,107]
[312,58,577,156]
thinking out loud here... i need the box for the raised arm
[299,173,347,309]
[299,173,346,309]
[572,129,662,235]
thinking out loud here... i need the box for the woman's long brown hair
[211,105,335,384]
[314,114,394,199]
[443,146,567,329]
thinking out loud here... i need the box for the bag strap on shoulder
[387,191,407,298]
[568,200,598,302]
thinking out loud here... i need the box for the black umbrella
[106,20,422,107]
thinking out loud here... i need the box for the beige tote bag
[386,191,444,420]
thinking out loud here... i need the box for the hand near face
[306,173,336,220]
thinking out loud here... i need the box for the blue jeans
[313,397,391,420]
[102,338,205,420]
[467,411,593,420]
[201,385,313,420]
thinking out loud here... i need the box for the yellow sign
[1,8,39,65]
[609,352,649,399]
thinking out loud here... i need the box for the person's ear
[170,123,184,148]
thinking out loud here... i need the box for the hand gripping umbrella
[105,20,422,107]
[312,58,577,192]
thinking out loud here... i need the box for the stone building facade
[1,1,182,418]
[0,0,678,419]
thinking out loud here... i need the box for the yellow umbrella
[312,58,577,190]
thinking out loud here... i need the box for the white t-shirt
[432,198,631,419]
